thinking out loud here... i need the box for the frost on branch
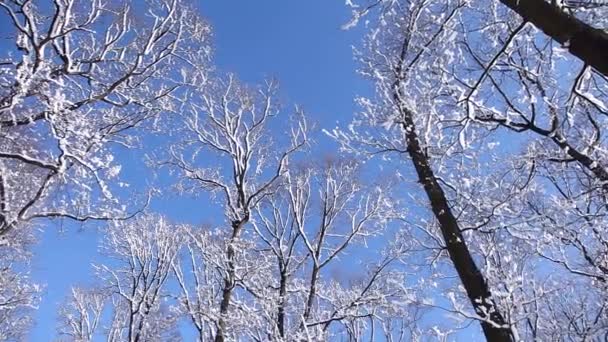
[0,0,211,236]
[0,225,40,341]
[58,214,183,342]
[167,71,308,341]
[0,0,212,336]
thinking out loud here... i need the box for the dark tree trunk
[303,264,319,321]
[214,219,247,342]
[397,104,513,341]
[277,268,288,338]
[499,0,608,76]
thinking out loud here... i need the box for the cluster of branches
[55,67,424,340]
[56,174,415,340]
[0,0,210,338]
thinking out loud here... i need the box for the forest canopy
[0,0,607,340]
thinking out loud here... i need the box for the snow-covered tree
[170,157,416,341]
[57,214,183,342]
[57,287,105,342]
[249,159,414,340]
[332,1,515,339]
[335,0,608,340]
[0,226,40,341]
[0,1,210,335]
[167,72,308,341]
[41,0,608,340]
[0,0,210,237]
[98,214,183,341]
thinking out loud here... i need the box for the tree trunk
[499,0,608,76]
[397,104,513,341]
[303,264,319,321]
[277,268,288,338]
[214,219,247,342]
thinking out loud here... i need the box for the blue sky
[29,1,370,339]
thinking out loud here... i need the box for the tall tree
[57,287,105,342]
[57,214,183,342]
[171,159,416,341]
[340,0,608,339]
[335,0,516,340]
[250,160,411,340]
[168,73,308,341]
[0,0,211,333]
[0,227,39,341]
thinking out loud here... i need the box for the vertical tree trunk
[215,219,247,342]
[0,174,6,233]
[197,326,204,342]
[303,264,320,321]
[277,268,288,338]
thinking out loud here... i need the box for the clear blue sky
[29,1,370,339]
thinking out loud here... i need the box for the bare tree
[332,1,514,340]
[57,287,106,342]
[338,0,608,340]
[170,159,416,341]
[288,161,402,335]
[56,215,184,341]
[0,0,211,334]
[0,227,40,341]
[172,223,273,341]
[168,72,308,341]
[243,159,414,340]
[97,214,183,342]
[172,226,218,342]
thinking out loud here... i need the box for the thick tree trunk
[499,0,608,76]
[303,264,319,320]
[277,268,288,338]
[397,105,513,341]
[214,219,247,342]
